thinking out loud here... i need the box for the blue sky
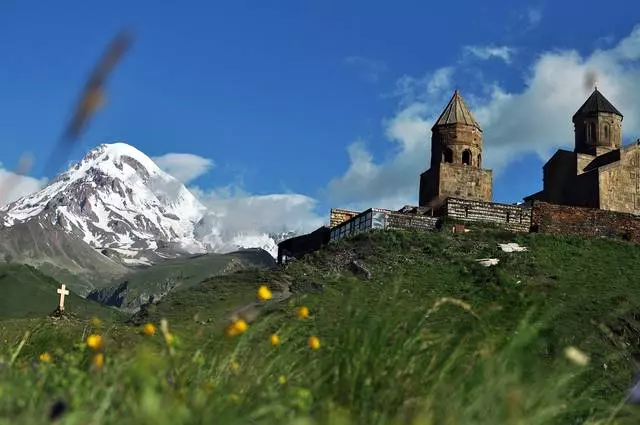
[1,1,640,233]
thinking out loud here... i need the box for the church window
[585,123,589,142]
[443,148,453,163]
[462,149,471,165]
[604,124,610,141]
[477,154,482,167]
[589,122,597,143]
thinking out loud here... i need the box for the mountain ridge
[0,142,295,295]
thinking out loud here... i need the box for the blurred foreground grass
[0,286,636,424]
[2,229,640,424]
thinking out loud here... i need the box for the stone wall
[330,208,359,228]
[443,197,532,232]
[598,145,640,214]
[531,201,640,241]
[438,163,493,202]
[385,212,439,231]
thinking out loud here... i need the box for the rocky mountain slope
[0,142,296,294]
[87,248,276,313]
[0,219,129,295]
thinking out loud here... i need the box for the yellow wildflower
[308,336,321,350]
[257,285,273,301]
[296,306,310,319]
[278,375,287,385]
[143,323,157,336]
[39,352,52,363]
[270,334,280,346]
[225,319,248,337]
[86,334,103,351]
[92,353,105,369]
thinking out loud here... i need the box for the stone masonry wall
[598,146,640,214]
[531,201,640,241]
[438,163,493,202]
[444,197,532,232]
[385,212,439,231]
[330,208,359,228]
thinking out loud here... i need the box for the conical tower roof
[573,87,623,120]
[432,90,481,131]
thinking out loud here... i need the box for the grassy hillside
[0,263,124,320]
[87,249,276,312]
[2,227,640,424]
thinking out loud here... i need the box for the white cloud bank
[152,153,214,184]
[0,167,46,206]
[191,185,325,250]
[325,24,640,210]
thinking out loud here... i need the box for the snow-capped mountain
[0,143,210,253]
[0,142,292,261]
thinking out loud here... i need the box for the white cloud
[345,56,388,82]
[392,67,454,104]
[190,184,325,250]
[0,167,47,207]
[463,45,516,63]
[325,24,640,209]
[152,153,214,184]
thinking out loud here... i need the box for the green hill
[87,249,276,313]
[3,226,640,424]
[0,263,124,320]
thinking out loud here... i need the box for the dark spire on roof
[432,90,482,130]
[573,87,623,120]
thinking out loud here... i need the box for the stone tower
[572,87,623,156]
[418,90,493,207]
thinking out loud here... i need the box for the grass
[0,263,124,321]
[87,249,276,312]
[2,227,640,423]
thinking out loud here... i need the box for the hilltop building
[524,87,640,214]
[418,90,493,208]
[277,86,640,264]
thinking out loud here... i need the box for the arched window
[443,148,453,163]
[477,153,482,167]
[585,123,590,142]
[462,149,471,165]
[604,124,610,141]
[589,122,597,143]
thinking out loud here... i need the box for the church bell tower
[418,90,493,207]
[572,87,623,156]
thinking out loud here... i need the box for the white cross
[56,284,69,311]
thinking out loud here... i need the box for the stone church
[524,87,640,214]
[418,90,493,208]
[419,86,640,215]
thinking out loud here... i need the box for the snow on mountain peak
[0,142,294,260]
[1,142,208,252]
